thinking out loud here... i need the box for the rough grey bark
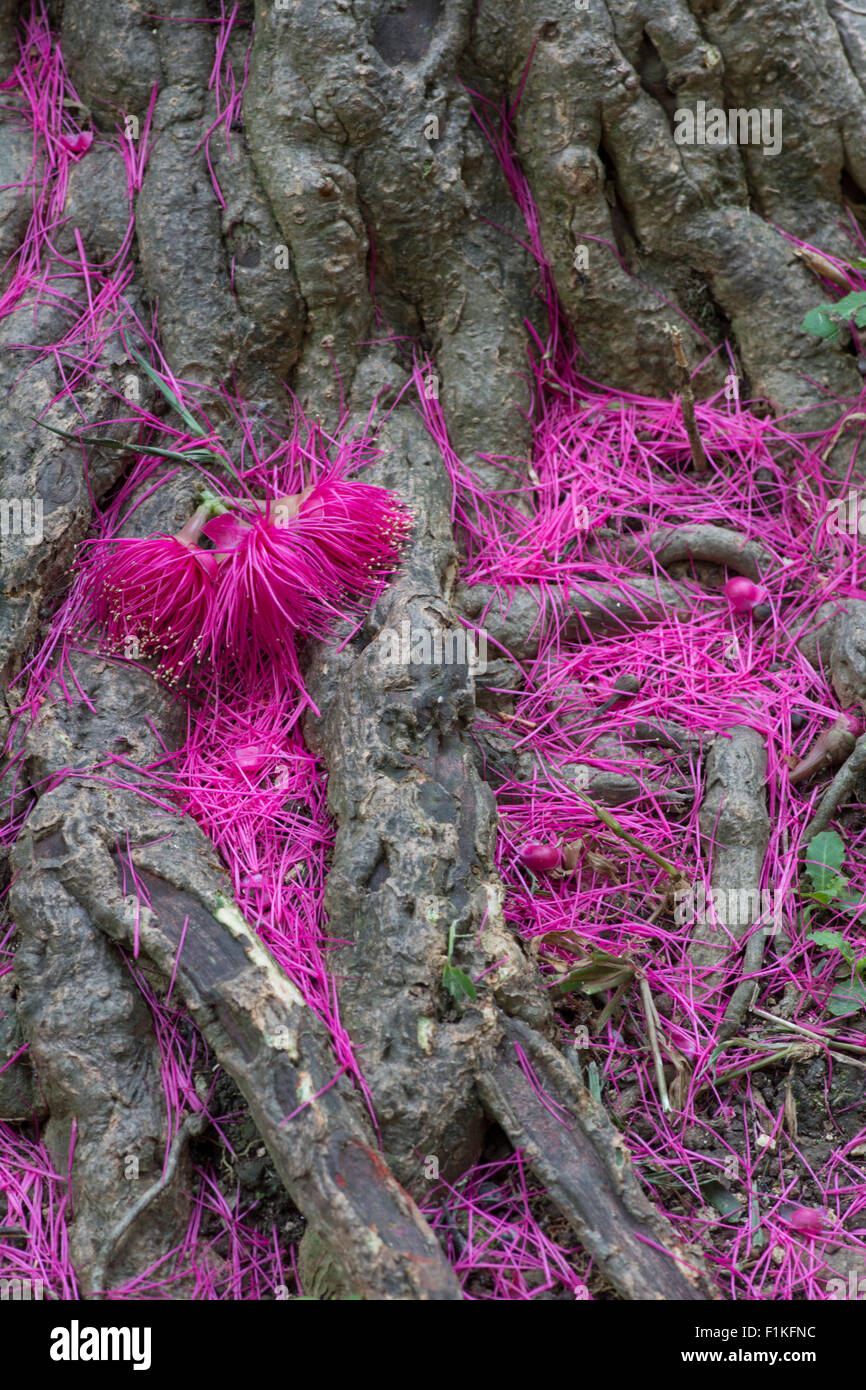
[474,0,866,419]
[459,575,688,659]
[0,972,43,1120]
[0,310,135,683]
[7,620,463,1296]
[243,0,541,477]
[305,400,554,1191]
[798,597,866,710]
[9,659,193,1295]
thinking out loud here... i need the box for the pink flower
[291,479,411,612]
[208,478,411,660]
[85,508,218,682]
[83,479,410,685]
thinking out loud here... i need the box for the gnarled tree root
[13,785,462,1302]
[478,1016,714,1300]
[692,726,771,1038]
[11,829,193,1297]
[457,576,687,661]
[302,403,715,1297]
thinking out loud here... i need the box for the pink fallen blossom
[207,478,411,662]
[84,507,218,682]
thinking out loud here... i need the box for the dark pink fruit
[724,576,765,613]
[518,842,562,874]
[786,1207,824,1236]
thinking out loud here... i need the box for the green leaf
[34,418,218,467]
[809,928,850,950]
[129,346,211,440]
[442,964,477,1002]
[702,1180,745,1219]
[829,290,866,319]
[807,830,845,872]
[808,929,855,967]
[826,977,866,1017]
[804,831,846,895]
[586,1060,602,1105]
[805,877,849,903]
[803,307,838,339]
[748,1196,767,1252]
[551,949,635,998]
[825,875,849,899]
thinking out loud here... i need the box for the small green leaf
[822,874,848,899]
[803,307,838,339]
[550,949,635,998]
[34,418,218,466]
[808,929,851,952]
[129,346,211,440]
[808,929,855,967]
[807,830,845,872]
[748,1196,766,1252]
[442,964,477,1002]
[826,977,866,1017]
[702,1180,745,1219]
[829,290,866,319]
[804,831,846,895]
[586,1060,602,1105]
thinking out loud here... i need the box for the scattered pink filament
[409,88,866,1299]
[420,1152,591,1300]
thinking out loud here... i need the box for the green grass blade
[128,346,210,440]
[34,418,218,466]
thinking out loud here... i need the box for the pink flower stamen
[83,505,218,682]
[210,477,412,664]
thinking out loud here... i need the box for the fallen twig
[640,977,672,1112]
[800,732,866,845]
[570,786,681,877]
[668,327,708,475]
